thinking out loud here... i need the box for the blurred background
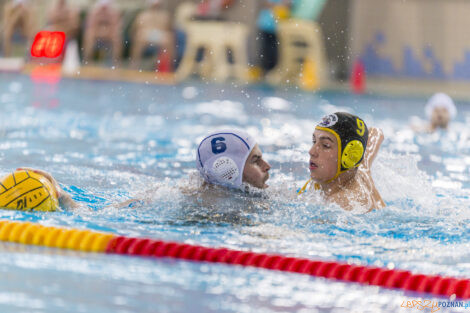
[0,2,469,312]
[1,0,470,97]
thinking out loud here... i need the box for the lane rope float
[0,219,468,299]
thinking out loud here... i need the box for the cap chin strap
[297,178,321,195]
[297,178,311,195]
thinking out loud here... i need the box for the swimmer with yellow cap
[13,167,79,209]
[298,112,385,211]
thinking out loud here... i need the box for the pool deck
[67,65,175,85]
[22,63,175,85]
[349,78,470,102]
[14,63,470,102]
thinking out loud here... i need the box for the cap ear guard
[209,156,239,186]
[341,140,364,169]
[196,130,256,188]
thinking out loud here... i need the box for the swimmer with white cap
[111,130,270,210]
[196,130,271,190]
[425,93,457,132]
[298,112,385,211]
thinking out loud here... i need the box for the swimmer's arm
[17,167,80,209]
[108,186,161,209]
[58,192,80,209]
[111,198,146,209]
[362,127,384,171]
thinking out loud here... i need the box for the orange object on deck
[157,49,172,73]
[31,31,66,59]
[351,59,366,94]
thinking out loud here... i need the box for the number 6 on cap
[211,137,227,154]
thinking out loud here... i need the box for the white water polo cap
[196,131,256,188]
[425,93,457,120]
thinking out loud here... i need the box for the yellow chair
[174,3,249,82]
[266,19,327,89]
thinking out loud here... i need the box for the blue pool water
[0,73,469,312]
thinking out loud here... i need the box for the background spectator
[256,0,291,74]
[129,0,173,70]
[2,0,36,56]
[82,0,122,64]
[46,0,80,40]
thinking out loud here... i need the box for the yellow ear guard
[341,140,364,169]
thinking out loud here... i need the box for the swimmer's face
[431,106,450,129]
[242,144,271,189]
[309,129,338,182]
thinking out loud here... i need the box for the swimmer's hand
[362,127,384,171]
[16,167,80,209]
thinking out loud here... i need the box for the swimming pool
[0,72,469,312]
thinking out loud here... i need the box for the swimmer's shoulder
[327,175,380,212]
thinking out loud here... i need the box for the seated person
[424,92,457,132]
[83,0,123,64]
[298,112,385,211]
[256,0,291,74]
[2,0,36,56]
[129,0,173,70]
[46,0,80,39]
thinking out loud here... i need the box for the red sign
[31,31,66,58]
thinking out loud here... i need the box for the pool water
[0,73,469,312]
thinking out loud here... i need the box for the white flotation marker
[62,40,80,76]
